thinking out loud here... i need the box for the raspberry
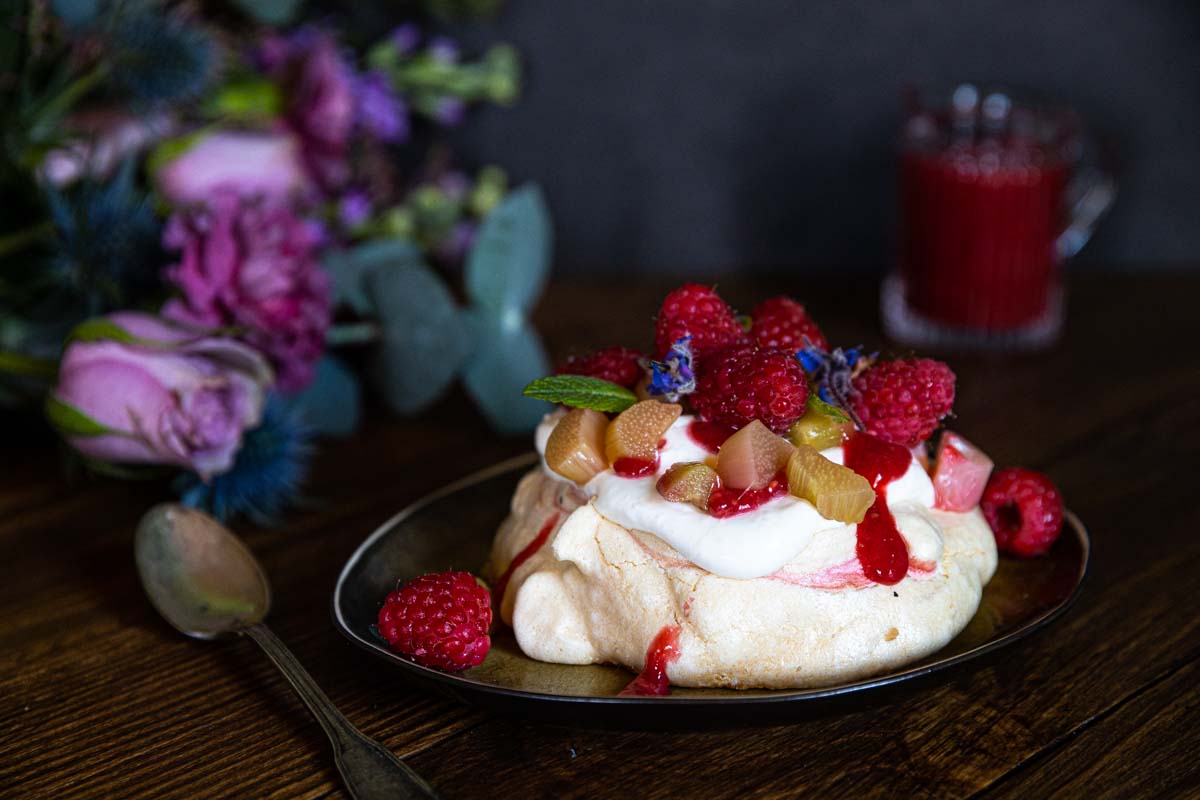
[849,358,955,447]
[981,468,1064,557]
[750,296,828,352]
[377,571,492,671]
[556,346,644,388]
[691,343,809,434]
[654,283,746,359]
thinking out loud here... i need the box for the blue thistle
[644,336,695,402]
[175,397,313,524]
[106,5,217,107]
[797,341,874,430]
[46,159,162,313]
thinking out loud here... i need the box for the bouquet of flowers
[0,0,553,521]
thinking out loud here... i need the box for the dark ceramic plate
[332,454,1088,727]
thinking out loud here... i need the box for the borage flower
[644,336,696,402]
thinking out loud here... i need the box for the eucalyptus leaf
[460,308,551,435]
[324,238,424,317]
[45,395,113,437]
[282,355,361,438]
[464,183,552,315]
[365,261,470,415]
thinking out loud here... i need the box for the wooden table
[3,275,1198,798]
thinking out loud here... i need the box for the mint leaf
[808,394,849,423]
[522,375,637,413]
[44,395,114,437]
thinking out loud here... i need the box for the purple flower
[428,36,460,64]
[390,24,421,55]
[433,97,466,127]
[338,189,372,229]
[645,337,696,401]
[154,130,313,206]
[285,32,356,190]
[162,192,332,393]
[433,220,476,263]
[48,312,272,479]
[355,70,408,143]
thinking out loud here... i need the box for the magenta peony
[162,192,332,392]
[154,130,313,206]
[285,31,356,190]
[48,313,272,479]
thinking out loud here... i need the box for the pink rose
[154,130,313,206]
[48,313,272,479]
[162,192,332,392]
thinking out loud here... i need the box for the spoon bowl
[135,503,270,639]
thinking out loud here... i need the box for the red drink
[884,87,1112,351]
[899,146,1069,331]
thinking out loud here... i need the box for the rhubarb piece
[787,405,852,451]
[605,399,682,465]
[716,420,795,490]
[787,443,875,523]
[656,462,719,510]
[544,407,609,484]
[932,431,994,512]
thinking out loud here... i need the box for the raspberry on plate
[750,296,828,352]
[981,467,1064,557]
[556,346,644,388]
[654,283,746,359]
[691,343,809,434]
[850,357,955,447]
[377,571,493,671]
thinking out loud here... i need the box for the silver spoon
[134,503,438,800]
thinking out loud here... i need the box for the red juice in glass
[883,86,1113,351]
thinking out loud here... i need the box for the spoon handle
[244,624,439,800]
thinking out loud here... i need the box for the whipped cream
[534,412,938,580]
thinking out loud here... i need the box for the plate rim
[331,455,1090,707]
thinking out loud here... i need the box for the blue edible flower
[645,336,696,402]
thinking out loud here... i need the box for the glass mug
[882,85,1116,351]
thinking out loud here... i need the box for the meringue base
[486,470,998,690]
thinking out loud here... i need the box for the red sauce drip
[618,625,682,697]
[613,456,658,478]
[687,420,737,454]
[843,433,912,585]
[707,472,789,518]
[493,513,559,602]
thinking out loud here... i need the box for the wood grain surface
[2,275,1197,799]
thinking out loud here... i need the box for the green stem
[28,62,111,144]
[325,321,382,348]
[0,220,54,258]
[0,350,58,379]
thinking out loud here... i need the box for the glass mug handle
[1056,165,1116,259]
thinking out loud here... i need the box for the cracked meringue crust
[486,466,998,690]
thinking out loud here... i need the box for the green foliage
[44,394,113,436]
[464,183,551,315]
[521,375,637,414]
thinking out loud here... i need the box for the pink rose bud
[47,313,273,480]
[931,431,995,512]
[154,130,313,206]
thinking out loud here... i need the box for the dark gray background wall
[449,0,1200,275]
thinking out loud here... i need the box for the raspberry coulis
[687,420,737,454]
[707,472,789,518]
[613,456,658,478]
[618,624,682,696]
[843,433,912,585]
[493,513,560,602]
